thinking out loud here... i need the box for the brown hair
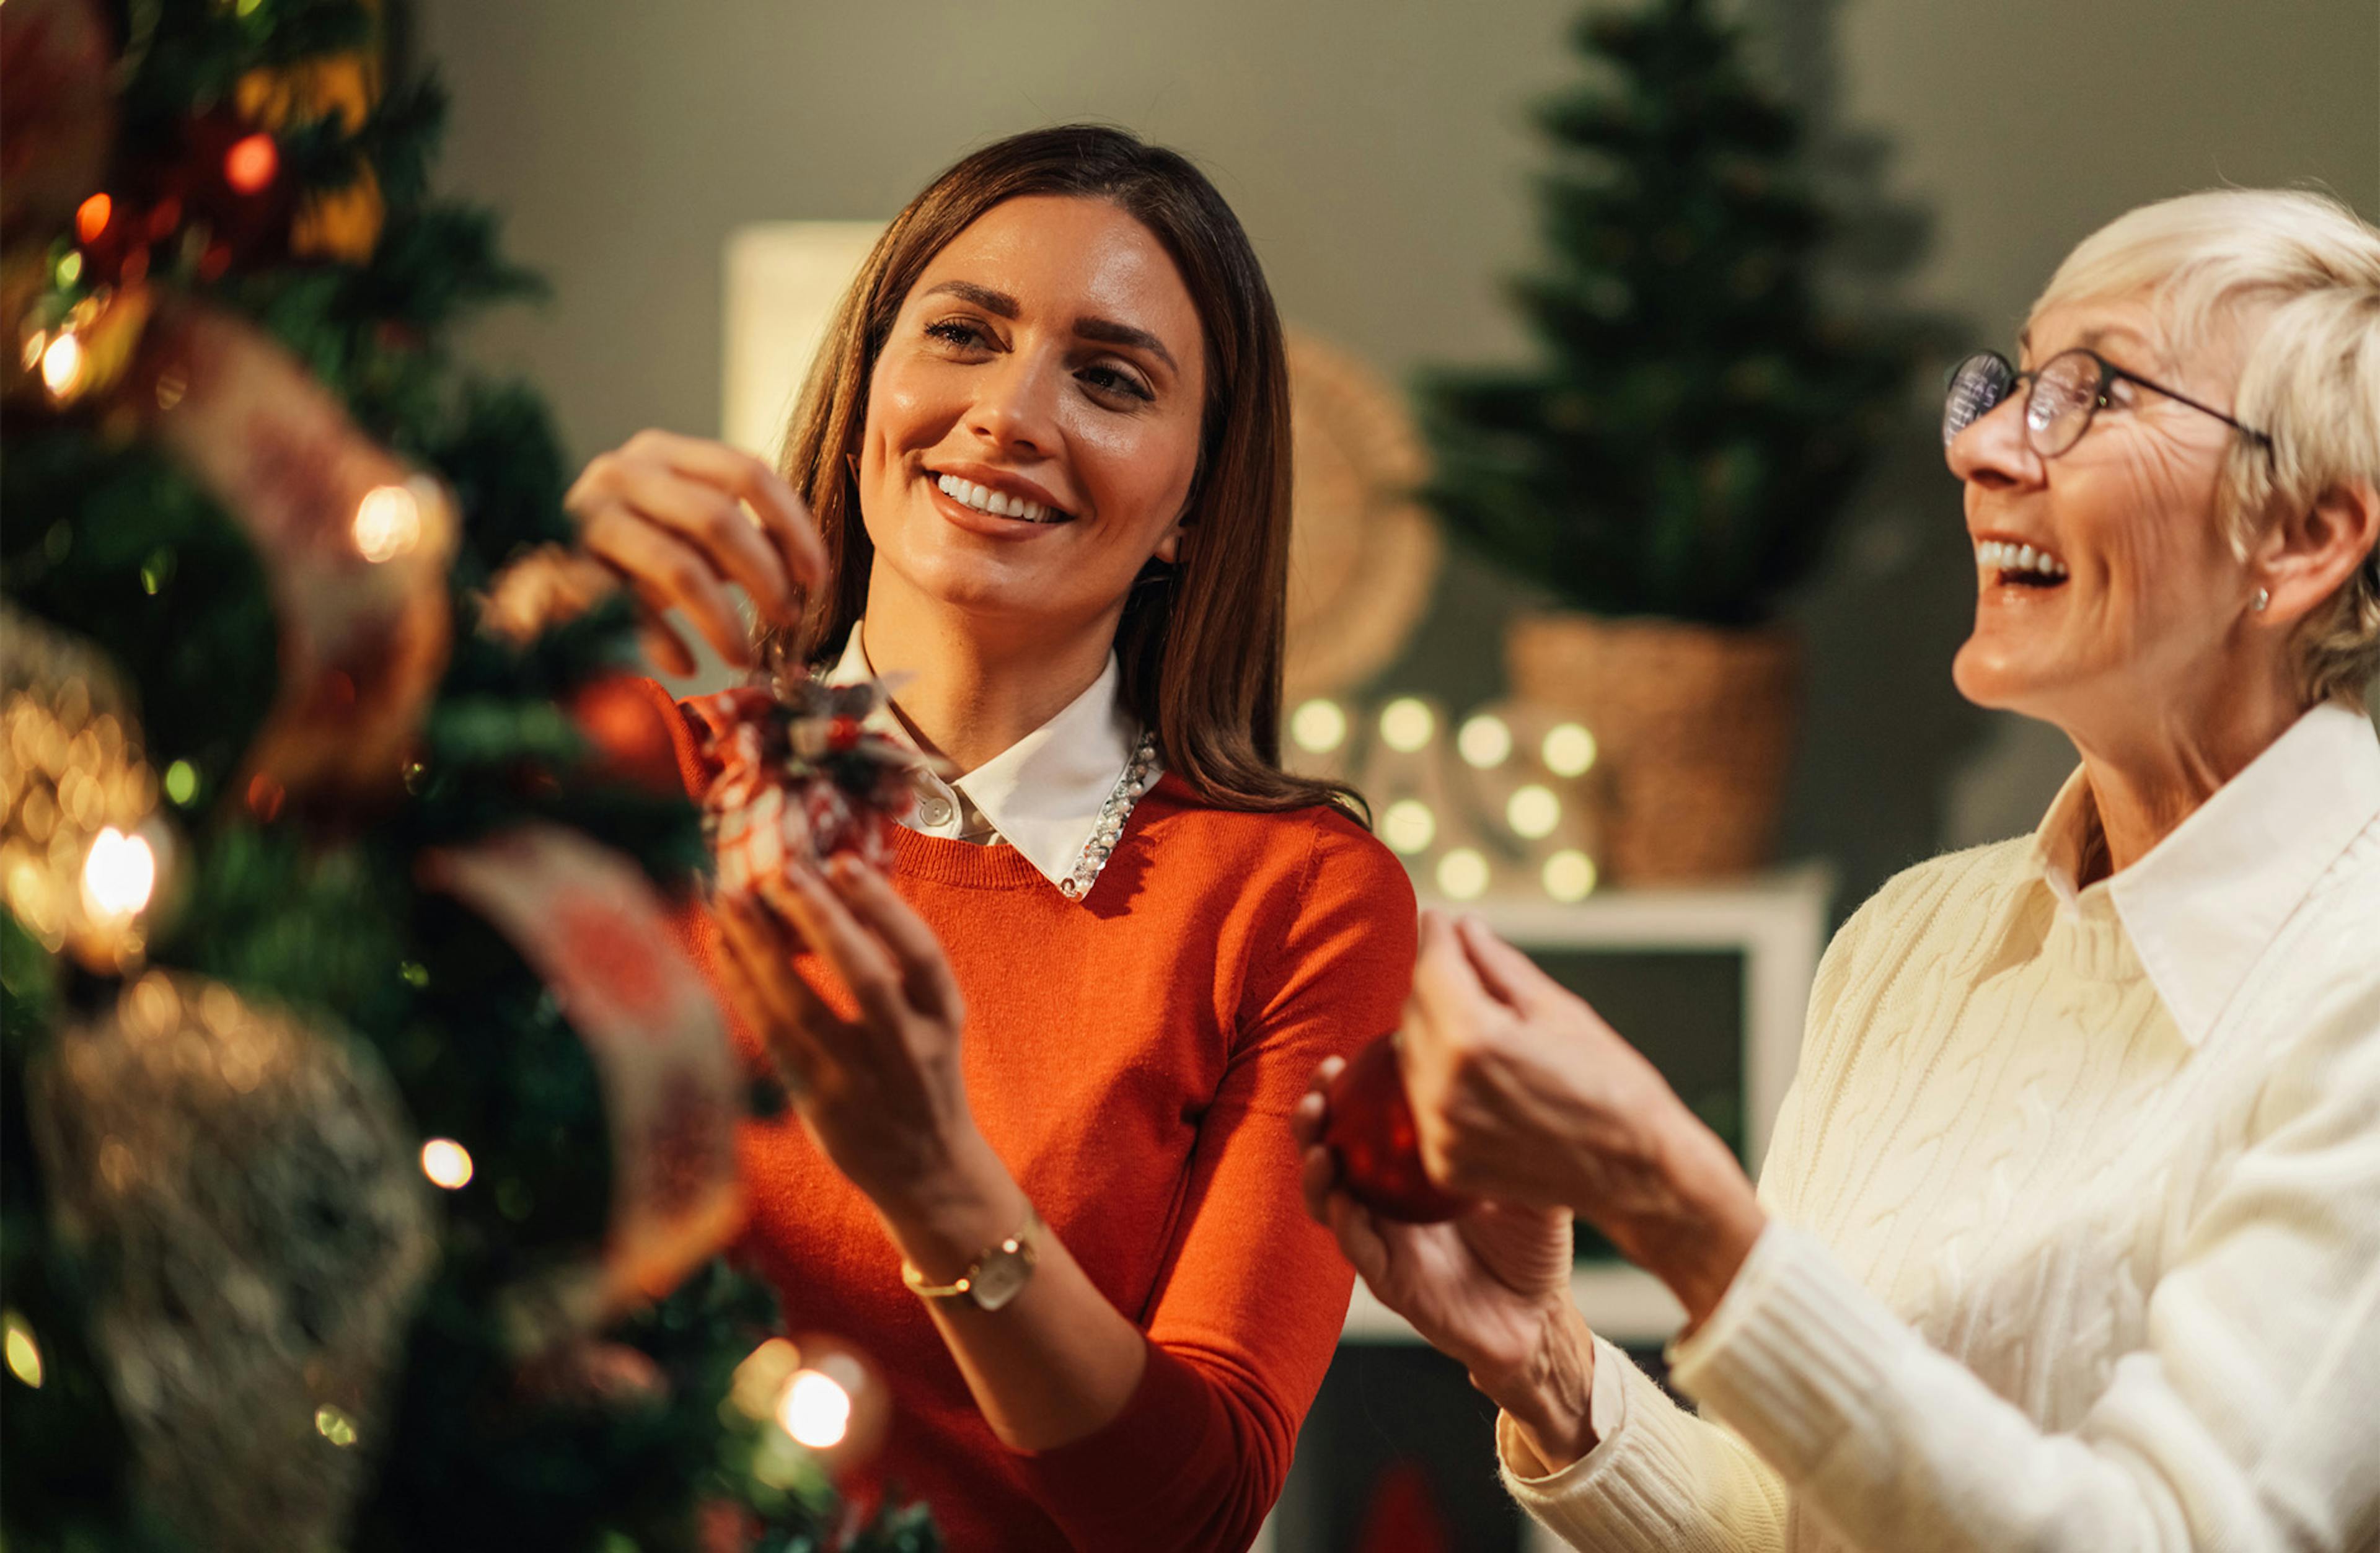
[762,124,1365,820]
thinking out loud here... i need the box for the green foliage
[1,3,928,1549]
[1419,0,1935,625]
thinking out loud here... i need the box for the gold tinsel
[1,604,169,969]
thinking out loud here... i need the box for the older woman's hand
[1294,1060,1601,1469]
[1399,910,1766,1326]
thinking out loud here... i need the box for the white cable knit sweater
[1501,702,2380,1553]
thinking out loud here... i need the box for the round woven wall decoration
[1282,328,1443,702]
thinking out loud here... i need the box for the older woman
[1297,186,2380,1552]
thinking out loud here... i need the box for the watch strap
[900,1208,1042,1309]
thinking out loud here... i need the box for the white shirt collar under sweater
[823,622,1141,897]
[2025,700,2380,1045]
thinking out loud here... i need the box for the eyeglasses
[1941,348,2275,460]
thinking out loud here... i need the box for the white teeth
[1973,539,2069,579]
[935,472,1054,524]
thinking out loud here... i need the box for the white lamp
[721,222,886,460]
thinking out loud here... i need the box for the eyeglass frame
[1942,347,2276,461]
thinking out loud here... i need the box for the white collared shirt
[822,622,1144,897]
[2028,699,2380,1044]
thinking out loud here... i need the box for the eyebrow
[920,279,1179,372]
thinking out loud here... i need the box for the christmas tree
[1419,0,1929,628]
[0,2,932,1548]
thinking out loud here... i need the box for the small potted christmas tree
[1420,0,1928,882]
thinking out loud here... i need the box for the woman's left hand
[1399,909,1768,1326]
[711,855,1007,1224]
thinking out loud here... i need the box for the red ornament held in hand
[1324,1033,1473,1223]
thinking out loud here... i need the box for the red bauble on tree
[1324,1033,1474,1223]
[568,673,686,796]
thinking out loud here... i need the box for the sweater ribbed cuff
[1498,1335,1745,1553]
[1666,1220,1900,1484]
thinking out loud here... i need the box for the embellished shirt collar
[824,623,1146,900]
[2025,701,2380,1044]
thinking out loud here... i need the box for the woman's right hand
[1294,1062,1602,1469]
[563,429,828,674]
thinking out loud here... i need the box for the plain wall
[415,0,2380,907]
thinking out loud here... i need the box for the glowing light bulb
[419,1138,474,1189]
[1289,698,1348,754]
[1506,784,1561,840]
[1435,848,1490,901]
[56,251,83,285]
[1381,799,1436,855]
[81,827,156,918]
[1543,850,1598,902]
[1457,714,1512,769]
[314,1404,358,1447]
[164,760,198,806]
[40,332,86,398]
[778,1368,853,1450]
[353,483,423,563]
[77,193,112,244]
[1378,697,1435,754]
[4,1312,42,1389]
[1543,723,1598,778]
[223,133,279,195]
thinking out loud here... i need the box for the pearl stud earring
[2251,587,2271,612]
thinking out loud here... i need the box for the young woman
[555,126,1416,1550]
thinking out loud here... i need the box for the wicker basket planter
[1506,613,1800,884]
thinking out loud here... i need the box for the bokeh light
[1543,850,1599,902]
[1378,697,1435,754]
[40,332,86,398]
[778,1368,853,1450]
[224,133,280,195]
[1506,784,1561,839]
[4,1312,42,1389]
[1289,698,1349,754]
[1543,723,1598,777]
[1435,848,1490,900]
[353,483,423,563]
[81,826,156,918]
[1382,799,1436,855]
[419,1138,474,1189]
[1457,713,1512,769]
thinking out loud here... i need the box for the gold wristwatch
[900,1208,1043,1313]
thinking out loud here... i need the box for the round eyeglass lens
[2025,350,2102,457]
[1943,353,2015,447]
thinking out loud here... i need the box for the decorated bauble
[1,604,177,971]
[569,674,685,796]
[1323,1034,1473,1224]
[26,970,438,1553]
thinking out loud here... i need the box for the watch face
[967,1243,1033,1311]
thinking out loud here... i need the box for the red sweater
[645,681,1416,1551]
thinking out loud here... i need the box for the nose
[966,348,1061,457]
[1946,392,2042,492]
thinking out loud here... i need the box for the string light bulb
[1435,848,1490,901]
[223,133,279,195]
[1543,723,1598,778]
[1543,850,1598,902]
[3,1311,42,1389]
[419,1138,474,1189]
[1289,698,1349,755]
[1378,698,1435,754]
[778,1366,853,1450]
[1505,784,1561,840]
[1381,799,1436,855]
[353,483,424,563]
[40,331,86,399]
[80,825,156,920]
[1457,713,1512,770]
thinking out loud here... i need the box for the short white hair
[2030,188,2380,702]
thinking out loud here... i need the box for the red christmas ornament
[567,674,684,795]
[1323,1034,1473,1223]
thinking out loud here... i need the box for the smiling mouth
[1974,538,2070,590]
[929,471,1072,526]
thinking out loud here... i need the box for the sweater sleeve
[1491,857,1954,1552]
[1009,819,1419,1552]
[1514,961,2380,1553]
